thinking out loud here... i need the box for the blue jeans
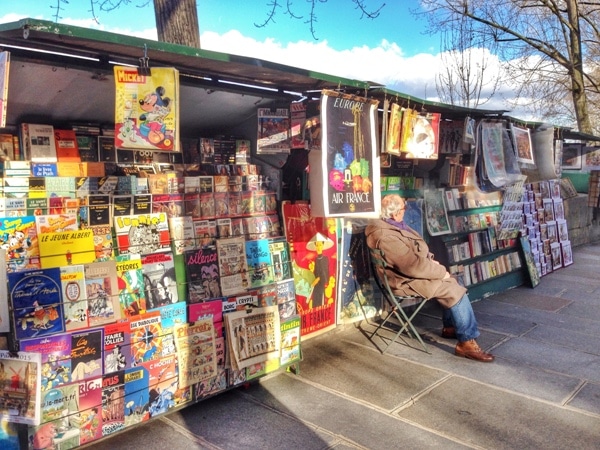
[442,294,480,342]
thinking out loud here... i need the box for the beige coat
[365,219,466,309]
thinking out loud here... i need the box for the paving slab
[568,381,600,416]
[336,326,583,404]
[246,374,472,450]
[492,336,600,383]
[396,376,600,449]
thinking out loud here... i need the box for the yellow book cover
[39,228,96,268]
[114,65,179,152]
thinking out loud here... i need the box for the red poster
[282,201,337,337]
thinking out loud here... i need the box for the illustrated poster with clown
[310,90,380,218]
[114,66,180,152]
[282,201,337,337]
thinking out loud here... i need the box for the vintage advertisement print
[316,90,380,217]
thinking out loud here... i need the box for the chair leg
[369,300,430,354]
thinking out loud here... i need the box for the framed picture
[519,235,540,288]
[550,242,562,270]
[511,124,535,165]
[583,146,600,170]
[424,188,451,236]
[561,241,573,266]
[561,143,582,170]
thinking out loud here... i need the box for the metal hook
[138,44,151,76]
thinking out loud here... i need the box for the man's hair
[381,194,405,220]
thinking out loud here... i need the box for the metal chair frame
[369,247,430,353]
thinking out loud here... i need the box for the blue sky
[0,1,517,114]
[3,1,438,54]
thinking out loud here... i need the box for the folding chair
[368,247,430,353]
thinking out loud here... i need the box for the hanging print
[114,66,180,152]
[313,90,379,217]
[401,111,441,159]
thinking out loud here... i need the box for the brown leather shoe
[455,340,495,362]
[441,327,456,339]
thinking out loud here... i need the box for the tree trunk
[566,0,592,134]
[154,0,201,49]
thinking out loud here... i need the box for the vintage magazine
[257,107,290,154]
[0,350,42,425]
[0,216,41,272]
[114,65,180,152]
[216,236,250,296]
[184,246,221,303]
[140,251,179,309]
[224,305,281,371]
[114,213,171,256]
[38,228,96,269]
[174,319,217,389]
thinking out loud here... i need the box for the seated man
[365,194,494,362]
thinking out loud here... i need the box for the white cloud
[0,14,536,120]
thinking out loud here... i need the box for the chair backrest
[369,247,397,301]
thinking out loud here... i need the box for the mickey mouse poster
[114,66,180,152]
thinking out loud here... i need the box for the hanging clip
[138,44,151,76]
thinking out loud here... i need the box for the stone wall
[564,194,600,247]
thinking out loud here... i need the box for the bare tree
[419,0,600,134]
[254,0,386,40]
[436,15,501,108]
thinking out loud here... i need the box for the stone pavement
[86,243,600,449]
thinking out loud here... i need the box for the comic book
[77,377,103,445]
[140,251,179,309]
[0,250,6,333]
[35,214,78,235]
[70,328,104,382]
[36,383,81,447]
[0,350,42,426]
[39,228,96,269]
[140,354,180,418]
[83,260,121,327]
[20,334,72,392]
[113,213,171,256]
[129,311,163,365]
[115,254,147,318]
[0,216,41,272]
[188,298,223,324]
[216,236,250,296]
[103,320,132,374]
[60,264,89,332]
[8,267,64,340]
[245,239,274,289]
[268,237,292,282]
[168,215,196,255]
[114,66,179,152]
[89,224,114,261]
[149,301,187,359]
[194,219,216,248]
[200,192,215,219]
[101,370,125,437]
[280,315,301,367]
[123,366,150,428]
